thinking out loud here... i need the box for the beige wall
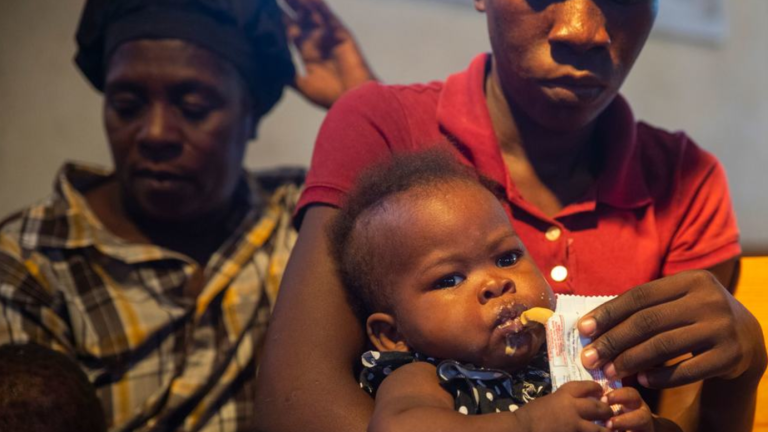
[1,0,766,251]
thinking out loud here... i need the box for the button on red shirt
[298,54,740,296]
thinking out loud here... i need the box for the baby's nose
[479,279,516,303]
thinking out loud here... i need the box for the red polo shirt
[297,54,740,296]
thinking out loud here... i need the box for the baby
[328,149,680,432]
[0,343,106,432]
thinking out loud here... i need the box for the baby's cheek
[538,284,556,310]
[520,288,555,310]
[546,290,556,310]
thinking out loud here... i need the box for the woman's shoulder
[635,121,724,194]
[330,79,445,121]
[347,79,445,99]
[636,122,717,165]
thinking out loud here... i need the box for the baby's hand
[516,381,613,432]
[603,388,682,432]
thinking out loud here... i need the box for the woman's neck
[486,66,596,174]
[85,179,237,266]
[485,63,599,215]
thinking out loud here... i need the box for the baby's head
[330,149,555,372]
[0,343,107,432]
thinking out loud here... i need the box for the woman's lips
[133,168,191,181]
[540,76,607,103]
[132,169,196,195]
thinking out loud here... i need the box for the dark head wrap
[75,0,296,118]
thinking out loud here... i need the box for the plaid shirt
[0,163,301,432]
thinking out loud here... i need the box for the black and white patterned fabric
[360,350,551,415]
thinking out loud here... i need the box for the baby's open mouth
[497,317,524,333]
[496,305,555,356]
[501,320,527,356]
[495,303,527,356]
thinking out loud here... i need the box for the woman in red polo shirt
[256,1,766,431]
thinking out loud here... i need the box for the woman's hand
[283,0,376,108]
[578,269,767,389]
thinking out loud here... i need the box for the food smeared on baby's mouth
[497,306,554,356]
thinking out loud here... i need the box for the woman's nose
[479,278,516,304]
[137,104,183,161]
[548,0,611,53]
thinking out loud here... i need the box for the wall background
[1,0,766,252]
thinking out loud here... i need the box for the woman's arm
[254,206,373,432]
[254,80,413,432]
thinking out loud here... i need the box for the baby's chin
[485,329,545,372]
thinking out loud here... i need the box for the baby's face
[368,181,555,372]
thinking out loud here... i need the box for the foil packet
[545,294,622,394]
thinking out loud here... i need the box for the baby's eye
[433,274,466,289]
[497,251,522,268]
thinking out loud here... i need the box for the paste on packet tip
[520,307,554,326]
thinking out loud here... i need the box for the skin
[479,0,658,132]
[362,182,555,372]
[82,0,376,268]
[479,0,658,217]
[255,1,765,431]
[362,182,675,432]
[284,0,377,108]
[372,365,616,432]
[103,40,252,223]
[578,270,767,432]
[372,364,681,432]
[86,39,254,266]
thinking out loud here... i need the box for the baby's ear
[367,313,410,353]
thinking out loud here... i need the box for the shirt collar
[21,163,263,265]
[20,162,113,250]
[436,53,651,212]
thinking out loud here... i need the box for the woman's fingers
[577,269,764,388]
[579,281,688,369]
[598,323,711,380]
[579,275,689,339]
[578,420,610,432]
[578,270,748,386]
[582,299,698,371]
[638,351,735,388]
[607,408,653,431]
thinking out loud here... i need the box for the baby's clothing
[360,350,551,415]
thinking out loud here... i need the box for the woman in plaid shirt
[0,0,374,430]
